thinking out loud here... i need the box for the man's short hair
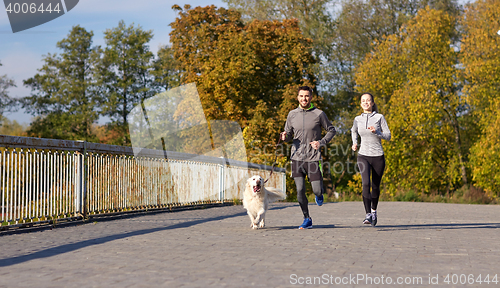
[298,86,313,96]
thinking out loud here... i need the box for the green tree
[461,0,500,197]
[0,61,16,117]
[0,61,19,136]
[98,20,155,145]
[151,45,181,92]
[22,26,101,141]
[355,7,467,195]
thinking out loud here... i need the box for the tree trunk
[452,115,468,185]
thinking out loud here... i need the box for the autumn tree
[0,116,27,136]
[224,0,462,193]
[97,20,155,145]
[329,0,460,107]
[355,7,467,195]
[22,26,101,141]
[224,0,461,106]
[170,5,317,165]
[223,0,335,58]
[461,0,500,197]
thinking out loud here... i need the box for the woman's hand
[352,144,358,151]
[368,126,376,133]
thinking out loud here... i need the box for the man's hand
[310,141,320,150]
[280,132,287,141]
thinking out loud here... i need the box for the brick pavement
[1,201,499,287]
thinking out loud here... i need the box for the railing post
[82,141,88,218]
[219,161,225,202]
[282,173,286,195]
[75,150,80,216]
[77,141,88,219]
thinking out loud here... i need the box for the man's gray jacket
[283,104,336,162]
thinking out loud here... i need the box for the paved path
[1,202,500,287]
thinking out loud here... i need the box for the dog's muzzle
[253,185,261,193]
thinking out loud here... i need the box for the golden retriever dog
[243,175,286,229]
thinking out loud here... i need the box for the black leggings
[294,177,323,219]
[357,154,385,214]
[292,160,323,219]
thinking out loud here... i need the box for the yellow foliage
[0,117,27,136]
[461,0,500,197]
[355,7,465,194]
[347,173,362,194]
[170,5,317,165]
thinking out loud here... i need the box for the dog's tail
[265,187,286,203]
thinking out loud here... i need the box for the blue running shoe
[298,217,313,229]
[315,194,324,206]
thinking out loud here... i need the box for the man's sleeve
[283,112,294,142]
[318,112,336,146]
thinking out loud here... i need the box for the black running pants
[357,154,385,214]
[292,161,323,219]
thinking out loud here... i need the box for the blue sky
[0,0,226,125]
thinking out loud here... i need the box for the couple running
[280,86,391,229]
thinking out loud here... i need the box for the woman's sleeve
[376,115,391,141]
[351,117,358,145]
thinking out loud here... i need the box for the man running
[280,86,336,229]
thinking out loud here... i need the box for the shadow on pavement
[0,211,247,267]
[272,224,336,230]
[374,222,500,231]
[268,204,298,211]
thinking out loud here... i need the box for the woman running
[351,93,391,226]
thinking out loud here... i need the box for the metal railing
[0,135,286,228]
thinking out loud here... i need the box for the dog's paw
[258,221,265,228]
[251,224,258,229]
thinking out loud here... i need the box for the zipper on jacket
[302,109,305,161]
